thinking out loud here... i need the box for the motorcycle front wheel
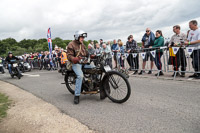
[103,71,131,103]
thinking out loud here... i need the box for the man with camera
[169,25,187,77]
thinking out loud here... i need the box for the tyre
[16,67,21,79]
[65,72,76,95]
[21,68,25,73]
[17,74,21,79]
[2,69,5,74]
[103,71,131,103]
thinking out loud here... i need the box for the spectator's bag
[66,45,82,71]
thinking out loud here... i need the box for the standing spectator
[91,41,95,49]
[107,41,111,51]
[54,45,58,51]
[88,44,95,55]
[185,20,200,79]
[150,30,164,76]
[111,39,119,68]
[52,51,57,69]
[100,39,103,48]
[139,28,155,75]
[94,43,102,55]
[126,35,138,74]
[61,50,68,69]
[169,25,187,77]
[57,48,62,70]
[118,41,125,68]
[40,51,45,70]
[102,43,112,68]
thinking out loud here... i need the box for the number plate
[104,65,111,72]
[13,63,18,67]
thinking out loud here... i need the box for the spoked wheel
[65,73,76,94]
[104,71,131,103]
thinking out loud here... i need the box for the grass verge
[0,93,11,121]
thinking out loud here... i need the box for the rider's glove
[72,57,81,64]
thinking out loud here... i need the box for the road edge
[0,80,96,133]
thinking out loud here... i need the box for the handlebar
[78,57,90,64]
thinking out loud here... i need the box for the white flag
[111,52,114,57]
[140,52,146,59]
[150,50,156,58]
[132,53,137,58]
[117,53,121,58]
[186,47,195,56]
[125,53,129,58]
[172,47,180,55]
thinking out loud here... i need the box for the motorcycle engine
[85,77,94,91]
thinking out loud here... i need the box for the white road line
[22,73,40,77]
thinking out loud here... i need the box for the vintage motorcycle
[9,60,23,79]
[63,55,131,103]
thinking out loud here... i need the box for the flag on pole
[47,28,53,65]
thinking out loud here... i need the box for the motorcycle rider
[5,51,19,76]
[67,30,97,104]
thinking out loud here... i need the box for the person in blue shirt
[118,41,125,68]
[111,39,119,68]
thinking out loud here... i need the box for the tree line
[0,37,98,57]
[0,37,142,57]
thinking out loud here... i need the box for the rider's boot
[74,96,79,104]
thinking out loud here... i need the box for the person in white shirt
[185,20,200,79]
[169,25,187,77]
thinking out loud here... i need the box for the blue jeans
[72,64,95,96]
[8,64,12,74]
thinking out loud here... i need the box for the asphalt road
[0,70,200,133]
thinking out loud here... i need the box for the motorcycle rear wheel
[65,73,76,94]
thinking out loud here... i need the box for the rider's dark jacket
[67,40,88,62]
[5,56,19,63]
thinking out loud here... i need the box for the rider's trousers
[72,64,95,96]
[8,64,12,74]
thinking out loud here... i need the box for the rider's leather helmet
[74,30,87,40]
